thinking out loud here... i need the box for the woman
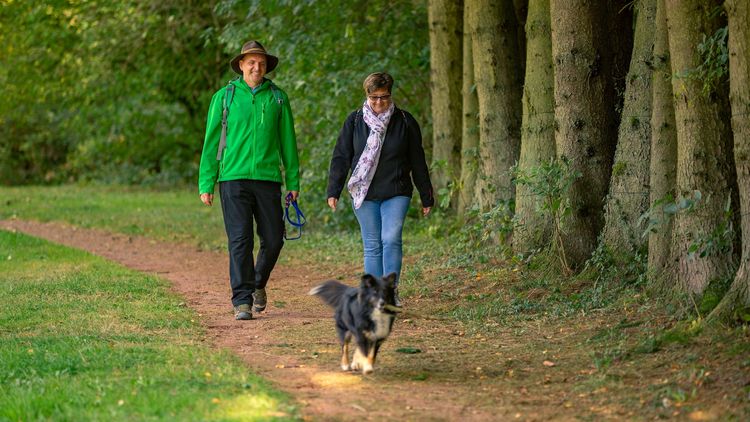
[327,72,434,304]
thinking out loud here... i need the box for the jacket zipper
[252,91,257,174]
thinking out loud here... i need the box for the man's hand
[288,191,299,201]
[423,207,432,217]
[200,193,213,206]
[327,197,338,211]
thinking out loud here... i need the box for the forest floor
[2,218,748,421]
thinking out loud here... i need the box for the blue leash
[284,192,306,240]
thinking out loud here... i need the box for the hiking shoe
[253,288,267,312]
[394,287,402,308]
[234,304,252,320]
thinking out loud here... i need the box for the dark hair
[363,72,394,94]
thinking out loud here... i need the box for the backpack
[216,78,284,161]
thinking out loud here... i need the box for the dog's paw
[341,364,350,371]
[362,364,374,375]
[350,360,361,371]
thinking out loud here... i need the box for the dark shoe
[253,288,267,312]
[234,304,252,320]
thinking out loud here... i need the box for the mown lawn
[0,229,299,421]
[1,184,227,250]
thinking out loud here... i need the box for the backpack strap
[216,80,238,161]
[268,81,283,105]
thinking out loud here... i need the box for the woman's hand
[327,197,338,211]
[200,193,213,206]
[423,207,431,217]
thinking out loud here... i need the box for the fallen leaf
[688,410,714,421]
[543,360,556,367]
[351,404,366,412]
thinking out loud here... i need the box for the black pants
[219,179,284,307]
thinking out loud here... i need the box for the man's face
[240,53,267,87]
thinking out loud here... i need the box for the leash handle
[284,193,306,240]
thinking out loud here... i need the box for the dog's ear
[360,273,377,289]
[383,272,397,287]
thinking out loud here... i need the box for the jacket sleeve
[405,112,434,208]
[279,91,300,191]
[327,112,356,199]
[198,89,224,194]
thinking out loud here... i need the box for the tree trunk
[647,0,678,275]
[666,0,736,296]
[458,0,480,217]
[550,0,618,267]
[513,0,528,73]
[600,0,657,259]
[512,0,555,254]
[710,0,750,321]
[429,0,464,208]
[607,0,635,132]
[469,0,523,211]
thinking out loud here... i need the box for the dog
[309,273,399,374]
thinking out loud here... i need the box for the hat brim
[230,53,279,75]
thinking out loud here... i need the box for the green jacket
[198,78,300,194]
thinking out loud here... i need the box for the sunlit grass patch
[1,184,227,250]
[0,230,299,421]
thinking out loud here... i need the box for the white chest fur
[366,308,394,340]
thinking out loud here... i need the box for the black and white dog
[309,273,399,374]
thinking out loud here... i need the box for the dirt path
[3,219,524,421]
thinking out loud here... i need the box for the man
[199,40,300,320]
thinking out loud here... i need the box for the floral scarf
[347,100,395,209]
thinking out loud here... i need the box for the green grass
[0,184,364,266]
[0,230,299,421]
[1,184,227,250]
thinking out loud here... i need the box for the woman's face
[367,88,392,115]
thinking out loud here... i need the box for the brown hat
[230,41,279,75]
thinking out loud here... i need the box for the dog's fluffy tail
[308,280,350,309]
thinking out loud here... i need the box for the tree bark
[600,0,657,259]
[550,0,618,267]
[607,0,635,132]
[665,0,736,296]
[647,0,678,275]
[710,0,750,321]
[429,0,464,208]
[469,0,523,212]
[513,0,528,73]
[458,0,480,216]
[512,0,555,254]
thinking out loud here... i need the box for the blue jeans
[353,196,411,285]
